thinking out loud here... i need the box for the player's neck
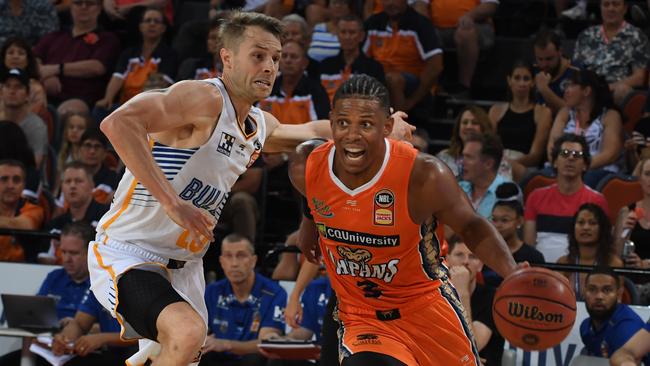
[222,76,254,125]
[231,275,256,302]
[333,145,386,190]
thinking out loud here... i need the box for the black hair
[0,121,36,169]
[533,28,562,50]
[0,158,26,177]
[464,133,504,173]
[494,182,524,216]
[0,36,40,80]
[332,74,390,115]
[567,69,615,123]
[551,133,591,167]
[61,221,95,246]
[585,266,620,289]
[567,203,614,267]
[80,128,109,148]
[506,59,535,102]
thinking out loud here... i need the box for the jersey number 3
[357,280,383,298]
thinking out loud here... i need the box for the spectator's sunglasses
[559,149,584,159]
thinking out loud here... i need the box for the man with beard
[580,267,648,361]
[532,29,580,115]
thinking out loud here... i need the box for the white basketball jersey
[97,78,266,260]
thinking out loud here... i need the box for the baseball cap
[1,68,30,89]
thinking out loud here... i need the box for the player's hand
[297,219,321,264]
[52,334,74,356]
[202,335,232,353]
[285,294,303,328]
[388,111,415,143]
[163,199,216,245]
[74,334,104,356]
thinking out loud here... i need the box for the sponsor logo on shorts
[352,333,381,346]
[312,198,334,218]
[373,189,394,226]
[217,132,235,156]
[327,246,400,283]
[315,223,399,247]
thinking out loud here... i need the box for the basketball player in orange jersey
[289,74,523,366]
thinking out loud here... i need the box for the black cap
[1,68,30,89]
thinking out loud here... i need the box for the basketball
[493,267,577,351]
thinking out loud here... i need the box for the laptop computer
[1,294,59,333]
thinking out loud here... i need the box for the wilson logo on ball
[507,302,564,323]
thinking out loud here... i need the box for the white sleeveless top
[564,109,621,173]
[97,78,266,261]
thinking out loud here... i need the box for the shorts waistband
[95,233,187,269]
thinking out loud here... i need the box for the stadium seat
[595,174,643,224]
[520,171,556,203]
[621,90,648,133]
[621,276,640,305]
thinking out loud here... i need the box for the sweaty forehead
[242,27,281,52]
[333,97,383,114]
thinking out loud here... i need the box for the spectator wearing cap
[0,159,44,262]
[33,0,120,106]
[78,129,119,205]
[0,0,59,47]
[0,68,47,168]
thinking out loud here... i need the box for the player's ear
[221,48,232,69]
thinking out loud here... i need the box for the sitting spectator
[0,121,40,200]
[281,14,320,80]
[102,0,172,47]
[0,0,59,47]
[202,234,286,366]
[0,159,44,262]
[319,15,385,102]
[56,111,91,183]
[614,157,650,304]
[524,133,609,262]
[56,98,91,120]
[364,0,443,112]
[78,129,119,204]
[437,105,506,178]
[0,222,93,365]
[51,288,138,365]
[446,237,504,366]
[33,0,121,105]
[459,133,511,218]
[558,203,623,300]
[412,128,430,153]
[258,41,330,124]
[413,0,497,97]
[573,0,650,105]
[176,17,224,81]
[95,6,176,115]
[43,162,109,264]
[0,68,47,167]
[547,69,624,188]
[532,29,580,115]
[580,267,649,363]
[0,37,48,118]
[307,0,353,62]
[488,60,552,182]
[483,182,545,287]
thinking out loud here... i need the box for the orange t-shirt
[430,0,480,28]
[305,140,447,312]
[0,200,45,262]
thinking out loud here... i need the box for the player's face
[330,97,392,176]
[490,205,521,241]
[574,209,600,245]
[220,240,257,285]
[447,243,483,279]
[62,168,93,206]
[507,67,533,98]
[458,111,482,143]
[554,142,586,178]
[337,20,364,52]
[222,26,281,103]
[0,165,25,206]
[534,44,561,75]
[60,234,89,282]
[584,274,620,321]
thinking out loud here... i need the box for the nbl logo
[217,132,235,156]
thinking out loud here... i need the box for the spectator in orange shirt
[413,0,498,97]
[0,159,44,262]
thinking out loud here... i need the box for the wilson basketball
[493,267,577,351]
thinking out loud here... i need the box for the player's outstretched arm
[411,155,517,278]
[100,80,222,242]
[610,328,650,366]
[262,111,415,153]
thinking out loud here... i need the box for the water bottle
[623,240,636,258]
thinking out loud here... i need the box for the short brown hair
[62,161,94,184]
[219,11,283,51]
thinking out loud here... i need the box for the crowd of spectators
[1,0,650,364]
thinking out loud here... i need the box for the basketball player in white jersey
[88,11,412,366]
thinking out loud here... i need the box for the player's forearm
[463,218,517,277]
[308,120,333,140]
[100,111,178,207]
[228,339,262,355]
[610,347,638,366]
[290,260,320,301]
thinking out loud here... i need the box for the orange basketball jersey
[305,139,447,314]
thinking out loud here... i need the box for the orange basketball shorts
[336,288,480,365]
